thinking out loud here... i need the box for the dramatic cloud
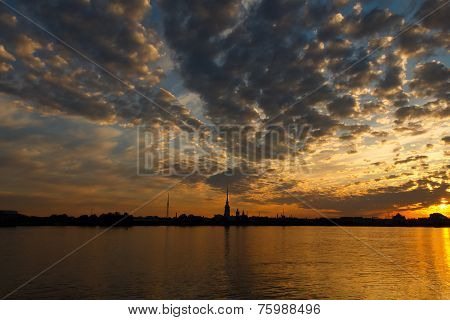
[0,0,202,128]
[409,61,449,100]
[269,175,448,216]
[394,100,449,123]
[414,0,450,31]
[327,95,357,118]
[0,0,448,217]
[160,0,336,124]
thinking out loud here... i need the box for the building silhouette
[224,184,231,218]
[429,212,448,222]
[1,210,449,227]
[221,186,249,222]
[392,213,406,221]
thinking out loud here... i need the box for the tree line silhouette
[1,210,449,227]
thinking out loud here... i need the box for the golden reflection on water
[442,228,450,269]
[0,226,449,299]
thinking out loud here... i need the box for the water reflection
[0,226,449,299]
[443,228,450,269]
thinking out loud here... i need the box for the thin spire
[224,184,231,218]
[226,184,229,204]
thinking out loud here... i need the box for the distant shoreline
[1,211,449,228]
[2,224,450,229]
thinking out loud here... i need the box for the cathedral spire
[226,184,229,204]
[224,184,231,218]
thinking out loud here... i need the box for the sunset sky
[0,0,448,218]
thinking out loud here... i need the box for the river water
[1,226,449,299]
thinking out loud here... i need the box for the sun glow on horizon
[419,198,449,217]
